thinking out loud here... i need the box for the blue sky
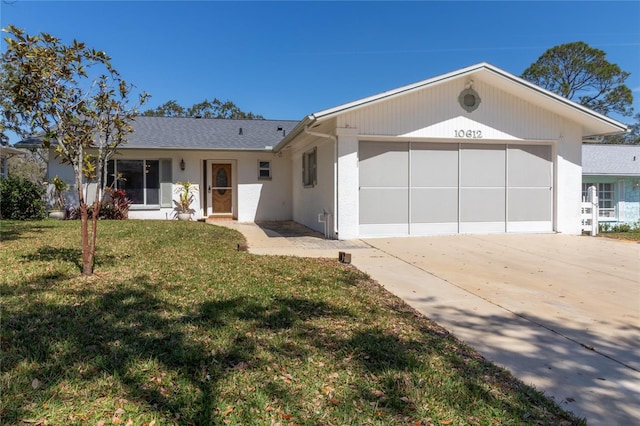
[2,1,639,126]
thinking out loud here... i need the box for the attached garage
[276,63,627,240]
[359,141,553,236]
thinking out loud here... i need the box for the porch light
[180,159,185,171]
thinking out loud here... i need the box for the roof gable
[277,63,627,150]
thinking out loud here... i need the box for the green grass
[599,231,640,241]
[1,220,584,425]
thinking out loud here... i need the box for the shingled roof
[15,116,300,151]
[125,116,298,150]
[582,144,640,176]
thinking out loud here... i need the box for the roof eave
[0,145,27,155]
[478,66,627,136]
[273,115,316,152]
[304,62,627,137]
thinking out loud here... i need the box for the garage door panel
[411,143,458,187]
[508,188,552,221]
[411,188,458,223]
[461,144,505,187]
[360,188,408,224]
[360,142,408,187]
[508,145,552,187]
[460,188,506,222]
[358,142,554,236]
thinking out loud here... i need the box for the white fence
[581,185,598,236]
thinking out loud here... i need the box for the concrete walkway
[216,221,640,425]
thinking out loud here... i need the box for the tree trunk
[80,201,93,276]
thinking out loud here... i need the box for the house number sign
[454,130,483,139]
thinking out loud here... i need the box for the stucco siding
[292,138,335,235]
[555,121,583,234]
[47,148,292,221]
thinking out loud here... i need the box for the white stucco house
[19,63,627,239]
[582,144,640,225]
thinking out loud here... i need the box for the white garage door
[359,141,553,237]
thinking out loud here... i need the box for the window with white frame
[107,159,172,207]
[582,182,615,219]
[302,148,317,187]
[258,160,271,180]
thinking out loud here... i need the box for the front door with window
[211,163,232,214]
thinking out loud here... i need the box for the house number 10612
[454,130,483,138]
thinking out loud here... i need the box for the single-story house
[582,144,640,225]
[19,63,627,238]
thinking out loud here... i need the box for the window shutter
[160,159,173,207]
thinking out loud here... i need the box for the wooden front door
[211,163,232,214]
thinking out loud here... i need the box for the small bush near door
[0,176,46,220]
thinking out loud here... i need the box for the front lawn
[0,220,583,425]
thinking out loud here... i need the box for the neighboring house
[0,145,25,178]
[18,63,626,239]
[582,144,640,225]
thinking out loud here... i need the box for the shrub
[0,176,46,220]
[68,188,132,220]
[612,223,632,233]
[100,189,132,220]
[599,222,640,233]
[598,223,611,233]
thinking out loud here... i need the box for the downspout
[304,125,338,239]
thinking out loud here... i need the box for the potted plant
[174,181,197,221]
[48,175,68,219]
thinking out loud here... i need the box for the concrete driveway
[218,222,640,424]
[356,234,639,425]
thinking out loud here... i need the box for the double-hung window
[258,160,271,180]
[582,182,615,219]
[302,148,317,187]
[107,159,172,207]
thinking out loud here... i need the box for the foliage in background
[0,176,45,219]
[143,98,264,119]
[6,147,47,183]
[0,25,148,275]
[522,41,633,118]
[0,220,584,425]
[603,113,640,144]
